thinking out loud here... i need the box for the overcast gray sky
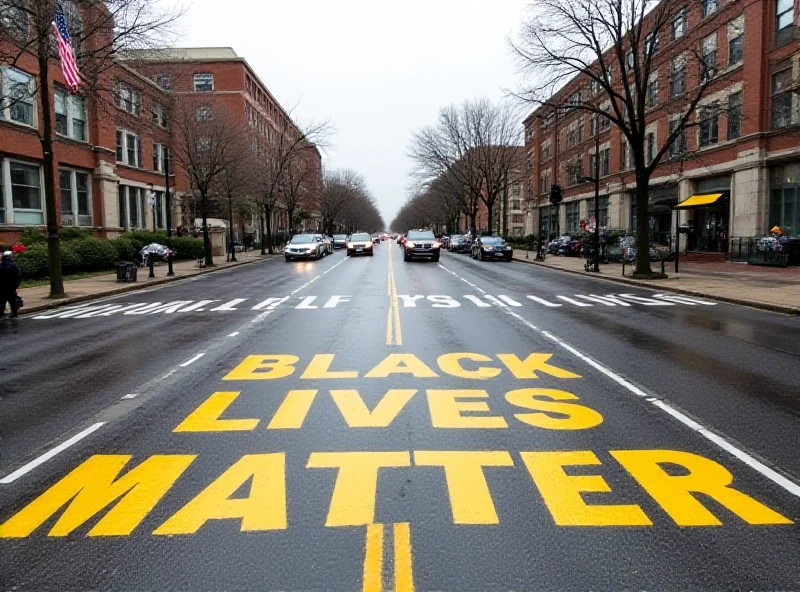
[172,0,531,226]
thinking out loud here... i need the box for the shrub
[18,227,47,246]
[15,243,50,278]
[111,237,137,262]
[59,242,82,274]
[60,227,93,241]
[69,237,118,271]
[165,236,204,260]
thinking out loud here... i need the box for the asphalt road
[1,242,799,591]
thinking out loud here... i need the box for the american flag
[52,0,81,90]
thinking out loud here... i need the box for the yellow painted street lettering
[496,354,582,379]
[223,355,299,380]
[611,450,793,526]
[521,451,652,526]
[307,451,411,527]
[331,389,417,427]
[174,391,259,432]
[427,390,508,429]
[364,354,439,378]
[300,354,359,379]
[0,455,194,538]
[155,454,287,535]
[505,388,603,430]
[437,353,502,380]
[414,451,514,524]
[266,390,318,429]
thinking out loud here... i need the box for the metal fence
[729,236,800,267]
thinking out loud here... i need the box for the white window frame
[118,185,148,230]
[58,168,92,227]
[1,67,37,128]
[152,143,168,173]
[193,73,214,92]
[115,81,140,116]
[151,102,168,129]
[54,88,87,141]
[116,129,142,168]
[672,6,688,40]
[154,74,171,90]
[196,106,214,122]
[2,158,46,225]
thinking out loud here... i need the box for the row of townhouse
[520,0,800,255]
[0,4,320,248]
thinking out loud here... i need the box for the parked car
[471,235,513,261]
[403,230,441,262]
[347,232,374,256]
[333,234,347,249]
[457,234,474,253]
[448,235,462,252]
[285,234,327,261]
[441,236,450,249]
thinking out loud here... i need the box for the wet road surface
[1,243,799,590]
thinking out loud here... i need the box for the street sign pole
[164,149,174,276]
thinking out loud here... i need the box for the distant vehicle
[347,232,374,256]
[403,230,441,262]
[471,235,513,261]
[333,234,347,249]
[397,233,407,246]
[372,234,381,244]
[285,234,326,261]
[456,234,473,253]
[380,233,389,241]
[448,235,463,252]
[441,236,450,249]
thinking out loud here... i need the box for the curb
[512,256,800,316]
[21,255,276,316]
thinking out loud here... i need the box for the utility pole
[502,169,508,237]
[593,128,601,272]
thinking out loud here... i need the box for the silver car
[285,234,326,261]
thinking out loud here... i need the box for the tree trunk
[201,192,214,266]
[634,170,653,276]
[287,206,295,235]
[37,38,64,297]
[259,205,266,255]
[265,204,274,254]
[486,202,494,237]
[469,212,477,235]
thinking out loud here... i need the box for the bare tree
[410,99,521,234]
[216,130,257,261]
[513,0,718,276]
[319,168,361,236]
[170,96,249,266]
[280,149,320,235]
[254,113,330,254]
[0,0,181,296]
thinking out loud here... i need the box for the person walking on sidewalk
[0,251,21,318]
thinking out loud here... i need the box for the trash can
[116,261,137,283]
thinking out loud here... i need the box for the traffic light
[549,184,563,205]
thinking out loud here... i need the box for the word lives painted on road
[31,292,715,321]
[0,352,791,540]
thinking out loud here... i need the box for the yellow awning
[674,193,726,209]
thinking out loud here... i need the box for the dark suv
[403,230,441,262]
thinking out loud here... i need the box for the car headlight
[405,241,416,248]
[432,242,442,248]
[347,243,355,249]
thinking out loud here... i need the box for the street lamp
[164,148,175,276]
[579,127,602,272]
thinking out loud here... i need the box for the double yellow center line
[363,522,414,591]
[386,246,402,346]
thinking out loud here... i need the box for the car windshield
[407,231,435,240]
[334,235,346,240]
[290,234,315,244]
[350,233,371,241]
[481,236,504,245]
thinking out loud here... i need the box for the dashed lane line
[436,263,800,499]
[179,353,205,367]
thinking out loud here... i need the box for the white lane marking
[556,295,593,307]
[179,300,218,312]
[296,296,318,309]
[180,353,205,367]
[251,309,275,324]
[210,299,248,311]
[252,297,289,310]
[438,263,800,499]
[527,295,562,307]
[0,422,105,484]
[227,332,240,337]
[121,393,139,400]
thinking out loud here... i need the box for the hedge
[164,236,204,260]
[70,237,118,271]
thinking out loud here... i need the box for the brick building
[522,0,800,254]
[127,47,323,243]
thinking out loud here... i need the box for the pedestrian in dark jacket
[0,251,21,318]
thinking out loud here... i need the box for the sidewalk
[17,249,278,315]
[512,249,800,315]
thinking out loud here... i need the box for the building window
[645,32,659,55]
[565,201,580,232]
[699,104,720,146]
[567,91,581,107]
[119,185,146,230]
[525,150,532,169]
[591,79,600,96]
[701,34,718,81]
[770,164,799,237]
[154,191,164,229]
[647,74,659,107]
[541,140,551,162]
[151,102,168,128]
[776,0,795,46]
[59,169,91,226]
[672,7,687,40]
[701,0,718,18]
[646,131,657,163]
[728,17,744,65]
[154,74,171,90]
[115,81,140,116]
[588,196,610,227]
[670,56,686,97]
[54,89,86,141]
[599,105,611,131]
[601,147,611,176]
[727,92,742,139]
[567,157,584,187]
[193,73,214,92]
[116,129,142,167]
[153,143,168,173]
[2,67,35,126]
[9,161,43,225]
[668,118,686,158]
[771,68,793,129]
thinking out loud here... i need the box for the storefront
[674,175,731,252]
[630,184,679,246]
[770,163,798,238]
[538,205,558,239]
